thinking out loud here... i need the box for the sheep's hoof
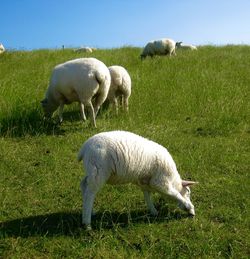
[86,225,92,231]
[150,209,158,217]
[188,208,195,217]
[83,224,92,231]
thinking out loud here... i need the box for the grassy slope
[0,46,249,258]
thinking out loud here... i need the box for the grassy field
[0,46,249,258]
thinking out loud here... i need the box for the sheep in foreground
[107,65,131,113]
[78,130,197,229]
[74,46,93,53]
[176,42,197,50]
[0,43,5,54]
[41,57,111,127]
[141,38,181,59]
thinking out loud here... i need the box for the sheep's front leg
[143,190,158,216]
[171,49,176,56]
[112,98,119,115]
[58,103,64,123]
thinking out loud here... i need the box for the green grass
[0,46,249,258]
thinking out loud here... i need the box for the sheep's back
[49,58,110,101]
[82,131,177,184]
[109,66,131,96]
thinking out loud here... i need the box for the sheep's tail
[94,70,106,86]
[93,69,111,104]
[95,69,110,90]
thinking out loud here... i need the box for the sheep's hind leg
[124,96,129,112]
[93,94,106,117]
[86,101,96,128]
[81,176,99,230]
[79,102,86,121]
[81,177,96,216]
[82,186,96,230]
[81,164,108,229]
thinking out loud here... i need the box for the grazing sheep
[78,130,197,229]
[41,58,111,127]
[107,65,132,114]
[0,43,5,54]
[74,47,93,53]
[141,38,181,59]
[176,42,197,50]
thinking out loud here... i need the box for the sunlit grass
[0,46,249,258]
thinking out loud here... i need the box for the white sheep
[0,43,5,54]
[41,57,111,127]
[78,130,197,229]
[74,46,93,53]
[141,38,181,59]
[107,65,132,113]
[176,42,197,50]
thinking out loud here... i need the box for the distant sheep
[141,38,181,59]
[0,43,5,54]
[74,47,93,53]
[107,65,132,113]
[41,58,111,127]
[176,42,197,50]
[78,130,197,229]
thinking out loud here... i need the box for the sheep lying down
[78,130,197,229]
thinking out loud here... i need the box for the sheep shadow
[0,108,63,137]
[0,107,96,137]
[1,209,189,237]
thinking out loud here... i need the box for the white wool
[108,65,132,113]
[78,130,197,228]
[41,58,111,127]
[141,38,180,59]
[176,42,197,50]
[74,47,93,53]
[0,43,5,54]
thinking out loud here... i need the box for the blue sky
[1,0,250,50]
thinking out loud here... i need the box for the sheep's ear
[182,180,198,187]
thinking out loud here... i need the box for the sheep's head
[175,42,183,48]
[140,54,146,60]
[41,98,56,118]
[179,180,198,215]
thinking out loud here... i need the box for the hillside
[0,46,249,258]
